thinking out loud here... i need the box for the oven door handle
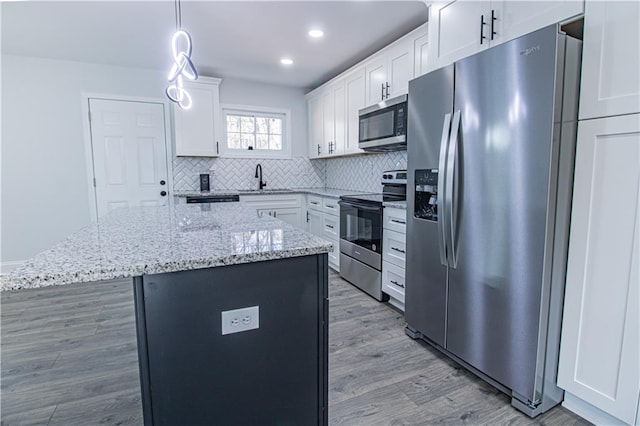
[338,201,383,213]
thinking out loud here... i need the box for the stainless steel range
[338,170,407,301]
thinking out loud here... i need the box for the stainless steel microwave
[358,94,407,152]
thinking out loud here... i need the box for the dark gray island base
[133,254,328,426]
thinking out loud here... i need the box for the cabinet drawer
[382,261,405,303]
[323,216,339,240]
[307,195,323,212]
[382,229,406,268]
[383,207,407,234]
[322,198,340,216]
[240,194,301,209]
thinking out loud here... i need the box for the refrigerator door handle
[445,110,461,268]
[437,113,452,266]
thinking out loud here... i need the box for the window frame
[220,104,291,159]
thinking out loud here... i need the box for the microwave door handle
[437,113,452,267]
[445,110,461,269]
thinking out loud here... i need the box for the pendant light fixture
[166,0,198,110]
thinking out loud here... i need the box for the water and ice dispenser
[414,169,438,222]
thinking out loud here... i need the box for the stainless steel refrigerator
[405,25,581,416]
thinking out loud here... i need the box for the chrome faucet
[255,164,266,190]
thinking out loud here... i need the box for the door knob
[160,191,167,196]
[160,180,166,185]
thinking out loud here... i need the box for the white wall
[218,77,308,157]
[1,55,309,264]
[1,55,167,264]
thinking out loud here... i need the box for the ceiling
[1,1,429,91]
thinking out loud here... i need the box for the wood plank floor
[1,271,591,425]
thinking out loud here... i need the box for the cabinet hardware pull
[391,219,406,224]
[311,201,319,205]
[480,14,487,44]
[326,224,334,229]
[326,205,335,209]
[318,144,321,155]
[216,141,219,154]
[385,82,390,99]
[381,83,385,101]
[491,9,496,40]
[274,211,277,217]
[391,247,406,254]
[390,280,405,288]
[306,211,310,223]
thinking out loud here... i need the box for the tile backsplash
[173,157,325,191]
[324,151,407,193]
[172,151,407,193]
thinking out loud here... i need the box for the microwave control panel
[414,169,438,221]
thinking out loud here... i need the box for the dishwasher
[185,194,240,203]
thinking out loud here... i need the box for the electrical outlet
[221,306,259,335]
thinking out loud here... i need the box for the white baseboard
[563,392,630,425]
[1,260,25,274]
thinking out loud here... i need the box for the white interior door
[89,99,169,219]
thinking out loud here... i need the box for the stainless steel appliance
[339,171,407,300]
[405,25,581,417]
[358,95,407,152]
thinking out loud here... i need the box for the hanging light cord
[166,0,198,110]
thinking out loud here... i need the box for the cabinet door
[332,83,346,156]
[365,55,388,105]
[322,89,334,157]
[428,1,490,71]
[308,95,323,159]
[579,1,640,120]
[174,80,220,157]
[307,209,323,236]
[345,68,366,154]
[264,208,302,228]
[386,39,412,99]
[498,1,584,47]
[413,32,430,78]
[557,114,640,425]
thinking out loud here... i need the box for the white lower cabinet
[305,195,340,272]
[239,194,303,229]
[557,114,640,425]
[382,261,406,305]
[382,207,407,311]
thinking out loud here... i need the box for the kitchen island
[2,203,331,425]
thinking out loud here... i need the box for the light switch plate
[221,306,259,335]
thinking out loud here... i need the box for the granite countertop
[173,187,367,200]
[2,203,332,291]
[383,200,407,209]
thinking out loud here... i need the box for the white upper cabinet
[365,37,413,105]
[413,33,430,78]
[428,1,491,71]
[499,1,584,43]
[306,22,428,159]
[174,77,222,157]
[308,94,323,159]
[578,0,640,120]
[427,1,584,72]
[344,67,366,155]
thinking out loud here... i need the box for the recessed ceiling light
[280,58,293,65]
[309,29,324,38]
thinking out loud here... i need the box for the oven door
[338,200,382,269]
